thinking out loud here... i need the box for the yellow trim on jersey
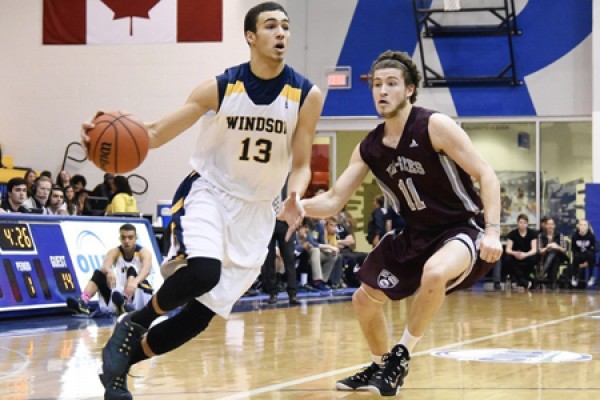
[171,197,185,214]
[281,84,301,103]
[225,81,246,96]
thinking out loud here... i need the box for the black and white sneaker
[66,297,91,315]
[367,344,410,396]
[336,362,381,391]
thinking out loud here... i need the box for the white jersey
[190,63,314,201]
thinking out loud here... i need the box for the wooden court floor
[2,288,600,399]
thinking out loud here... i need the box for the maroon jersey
[359,106,483,230]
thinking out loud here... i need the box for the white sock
[399,327,422,354]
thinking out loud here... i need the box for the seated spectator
[70,174,93,216]
[66,224,153,316]
[47,185,68,216]
[0,178,31,213]
[334,211,367,288]
[323,216,343,288]
[538,217,568,289]
[503,213,538,289]
[63,185,78,215]
[293,218,317,290]
[91,173,115,199]
[105,175,137,214]
[306,217,339,291]
[55,169,71,189]
[367,195,387,247]
[23,175,52,214]
[23,169,36,194]
[570,219,597,288]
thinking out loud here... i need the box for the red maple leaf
[101,0,161,36]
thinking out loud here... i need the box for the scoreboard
[0,214,163,316]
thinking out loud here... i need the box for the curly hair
[368,50,422,104]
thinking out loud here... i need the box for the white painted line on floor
[217,309,600,399]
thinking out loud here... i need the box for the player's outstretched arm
[279,86,323,240]
[302,143,370,219]
[146,78,220,149]
[429,113,502,263]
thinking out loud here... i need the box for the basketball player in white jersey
[66,223,153,316]
[82,2,322,399]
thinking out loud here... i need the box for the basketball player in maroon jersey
[302,50,502,396]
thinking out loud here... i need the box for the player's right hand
[81,110,104,155]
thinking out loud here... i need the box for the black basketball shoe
[336,362,381,391]
[99,367,132,400]
[367,344,410,396]
[102,313,146,377]
[66,297,91,315]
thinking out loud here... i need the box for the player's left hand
[479,231,503,263]
[277,192,305,241]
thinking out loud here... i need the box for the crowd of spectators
[0,169,137,216]
[493,214,598,291]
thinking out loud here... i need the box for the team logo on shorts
[377,269,399,289]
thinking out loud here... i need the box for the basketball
[87,111,149,174]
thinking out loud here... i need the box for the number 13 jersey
[190,62,314,202]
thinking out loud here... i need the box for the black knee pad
[126,266,138,279]
[146,300,216,355]
[90,269,111,304]
[156,257,221,311]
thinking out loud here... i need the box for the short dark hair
[120,223,136,234]
[368,50,422,104]
[244,1,287,34]
[517,213,529,222]
[70,174,87,187]
[8,177,27,192]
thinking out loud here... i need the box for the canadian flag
[43,0,222,45]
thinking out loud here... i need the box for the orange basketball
[87,111,149,174]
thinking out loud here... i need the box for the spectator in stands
[0,177,30,213]
[23,169,36,194]
[92,172,115,199]
[261,184,300,305]
[570,219,597,288]
[367,195,387,247]
[40,170,52,180]
[385,206,406,233]
[105,175,137,214]
[63,185,78,216]
[70,174,93,216]
[538,217,568,289]
[334,210,367,288]
[23,175,52,213]
[294,218,319,292]
[307,217,337,291]
[66,223,153,316]
[323,216,343,288]
[56,169,71,189]
[46,185,67,216]
[502,213,538,290]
